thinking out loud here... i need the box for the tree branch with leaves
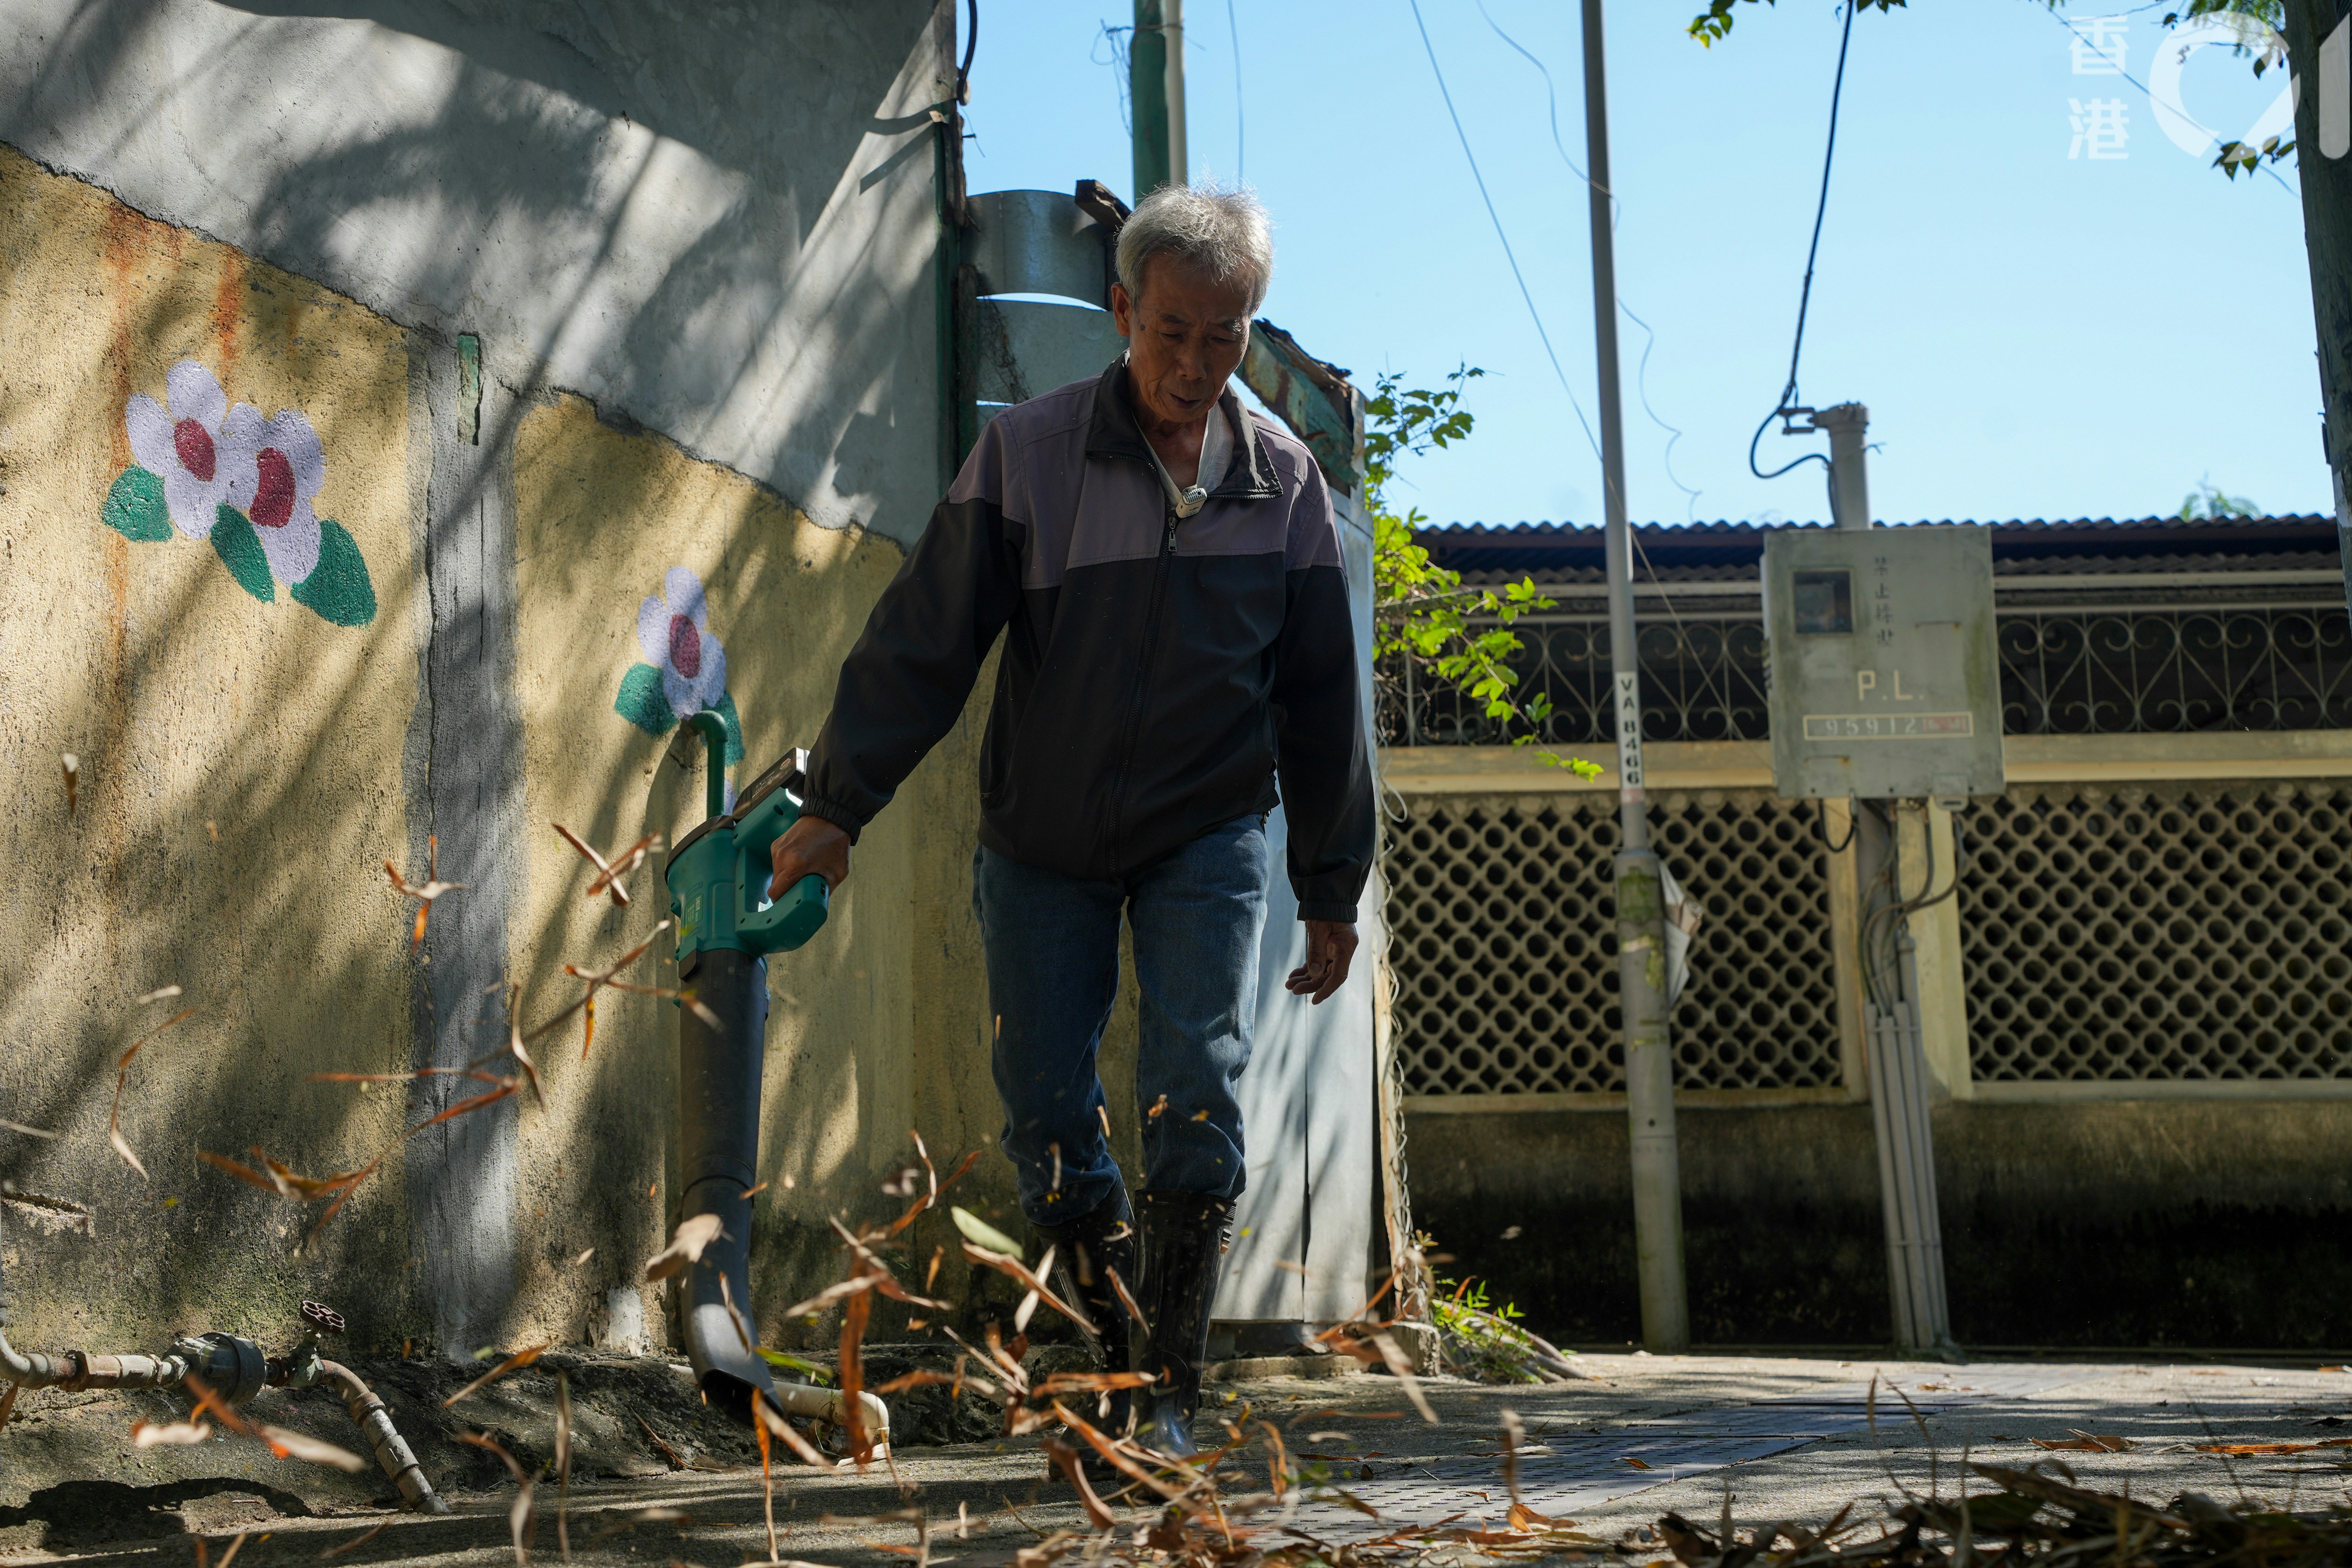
[1367,367,1601,777]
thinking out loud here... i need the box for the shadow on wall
[0,16,986,1356]
[1,0,952,545]
[0,155,429,1353]
[1407,1101,2352,1351]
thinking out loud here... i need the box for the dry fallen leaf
[130,1418,213,1448]
[444,1345,550,1409]
[385,837,464,950]
[0,1182,93,1237]
[460,1431,536,1564]
[1623,1456,1654,1470]
[2033,1431,2138,1453]
[108,1006,194,1180]
[258,1424,368,1472]
[643,1213,725,1284]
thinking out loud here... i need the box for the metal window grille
[1960,781,2352,1082]
[1384,790,1843,1096]
[1383,605,2352,747]
[1387,618,1769,748]
[1997,608,2352,733]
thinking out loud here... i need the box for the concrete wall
[1408,1099,2352,1350]
[0,0,1022,1363]
[0,0,955,545]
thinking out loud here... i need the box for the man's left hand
[1286,920,1359,1005]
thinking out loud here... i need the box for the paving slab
[4,1353,2347,1564]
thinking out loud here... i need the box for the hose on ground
[769,1378,892,1457]
[319,1360,451,1515]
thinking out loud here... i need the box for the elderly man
[765,183,1373,1457]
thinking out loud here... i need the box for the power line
[1748,0,1855,483]
[1227,0,1245,180]
[1476,0,1596,191]
[1479,1,1703,523]
[1406,0,1613,501]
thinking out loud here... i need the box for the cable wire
[1227,0,1245,180]
[957,0,978,103]
[1407,0,1612,503]
[1748,0,1855,483]
[1479,2,1704,523]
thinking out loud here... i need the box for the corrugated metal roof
[1421,516,2337,574]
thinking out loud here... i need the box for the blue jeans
[975,816,1270,1226]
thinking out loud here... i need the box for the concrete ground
[4,1352,2348,1564]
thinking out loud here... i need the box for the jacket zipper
[1100,492,1179,877]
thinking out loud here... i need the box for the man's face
[1110,255,1255,432]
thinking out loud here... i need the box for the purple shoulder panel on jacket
[1245,411,1343,573]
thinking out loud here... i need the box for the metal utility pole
[1816,403,1871,531]
[1581,0,1688,1355]
[1130,0,1189,199]
[1817,403,1959,1357]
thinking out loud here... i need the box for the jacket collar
[1087,358,1284,501]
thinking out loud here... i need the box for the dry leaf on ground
[643,1213,725,1283]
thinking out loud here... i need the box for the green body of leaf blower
[664,714,828,1423]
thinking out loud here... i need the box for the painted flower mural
[121,361,236,540]
[102,358,375,627]
[616,566,742,766]
[222,404,327,587]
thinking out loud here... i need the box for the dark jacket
[800,360,1375,922]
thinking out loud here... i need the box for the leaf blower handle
[731,760,829,955]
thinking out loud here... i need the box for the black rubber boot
[1129,1189,1235,1460]
[1033,1184,1137,1438]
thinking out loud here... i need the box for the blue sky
[961,0,2322,528]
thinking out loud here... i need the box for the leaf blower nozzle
[666,727,831,1428]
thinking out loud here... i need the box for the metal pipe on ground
[319,1360,451,1515]
[0,1227,449,1512]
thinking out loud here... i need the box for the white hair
[1115,182,1274,315]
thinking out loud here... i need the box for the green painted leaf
[711,690,747,765]
[614,663,676,737]
[101,468,173,541]
[291,520,377,627]
[211,505,274,602]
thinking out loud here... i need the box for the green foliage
[2178,477,2262,519]
[1427,1266,1557,1385]
[2216,134,2293,178]
[1688,0,1906,48]
[1367,367,1600,777]
[2153,1,2283,29]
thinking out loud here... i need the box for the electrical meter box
[1763,525,2005,802]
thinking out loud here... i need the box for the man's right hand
[769,814,851,900]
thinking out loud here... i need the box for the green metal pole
[1130,0,1186,200]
